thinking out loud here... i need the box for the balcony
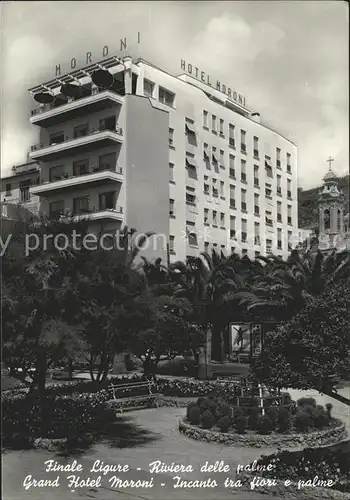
[72,205,123,223]
[31,166,123,196]
[30,89,123,127]
[29,127,123,162]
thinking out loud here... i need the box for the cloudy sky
[1,1,348,189]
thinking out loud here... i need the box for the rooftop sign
[54,32,141,76]
[180,59,247,109]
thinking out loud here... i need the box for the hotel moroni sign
[180,59,247,109]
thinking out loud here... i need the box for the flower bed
[179,419,347,449]
[1,392,116,449]
[238,442,350,497]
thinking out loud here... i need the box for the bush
[201,410,216,429]
[297,397,316,408]
[248,406,261,430]
[217,415,230,433]
[282,392,292,405]
[217,401,231,419]
[186,402,198,420]
[198,397,212,413]
[187,405,201,425]
[235,415,247,434]
[277,407,292,433]
[267,407,279,429]
[2,392,116,447]
[294,410,312,432]
[257,414,273,434]
[311,405,329,429]
[326,403,333,418]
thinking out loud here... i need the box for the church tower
[317,157,346,251]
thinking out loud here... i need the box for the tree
[251,278,350,391]
[124,294,204,380]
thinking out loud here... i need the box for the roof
[323,169,338,182]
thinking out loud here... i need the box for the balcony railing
[31,126,123,153]
[41,165,123,185]
[70,205,123,218]
[30,87,123,117]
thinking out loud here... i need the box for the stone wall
[179,419,347,449]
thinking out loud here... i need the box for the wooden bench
[108,380,159,413]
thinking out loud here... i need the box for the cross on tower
[326,156,334,170]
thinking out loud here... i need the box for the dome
[323,169,338,182]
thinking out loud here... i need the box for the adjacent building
[23,54,298,262]
[1,161,40,220]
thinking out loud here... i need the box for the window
[277,174,282,194]
[169,199,175,216]
[277,228,282,249]
[212,178,218,197]
[99,116,116,131]
[5,183,11,195]
[204,208,209,224]
[204,241,210,252]
[265,183,272,198]
[220,212,225,227]
[49,200,64,218]
[74,123,89,138]
[254,165,259,186]
[159,87,175,107]
[186,187,196,204]
[277,201,282,222]
[203,110,209,128]
[255,251,260,258]
[254,222,260,245]
[73,160,89,176]
[49,131,65,145]
[241,159,247,182]
[219,150,224,167]
[266,210,273,226]
[212,210,218,226]
[212,146,218,164]
[19,180,31,202]
[204,178,210,194]
[287,205,292,225]
[254,193,260,215]
[169,163,174,182]
[220,181,224,197]
[211,115,217,133]
[241,189,247,211]
[229,185,236,208]
[203,143,210,161]
[266,239,272,254]
[229,155,235,178]
[219,118,224,136]
[229,124,235,147]
[265,158,273,178]
[253,136,259,158]
[50,165,65,182]
[287,153,291,173]
[230,215,236,239]
[241,219,247,242]
[73,196,90,215]
[144,79,154,98]
[240,130,246,152]
[276,148,281,168]
[287,179,292,198]
[188,231,198,247]
[288,231,292,250]
[169,128,174,147]
[99,191,115,210]
[169,235,175,253]
[98,152,116,171]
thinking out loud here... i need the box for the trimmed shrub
[302,404,316,415]
[235,415,247,434]
[201,410,216,429]
[198,397,212,414]
[277,406,292,433]
[297,397,316,408]
[248,406,261,430]
[256,414,273,435]
[294,410,311,432]
[208,400,218,417]
[187,405,201,425]
[267,407,279,429]
[326,403,333,418]
[217,401,231,419]
[311,405,329,429]
[217,415,230,433]
[186,402,198,420]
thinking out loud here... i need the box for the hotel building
[27,54,298,262]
